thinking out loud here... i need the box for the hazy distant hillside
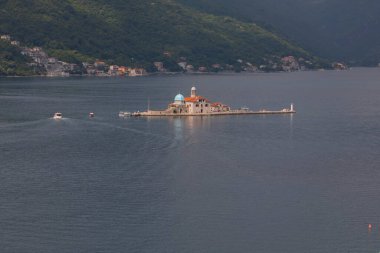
[179,0,380,65]
[0,0,327,74]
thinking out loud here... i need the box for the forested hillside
[179,0,380,65]
[0,41,36,76]
[0,0,328,75]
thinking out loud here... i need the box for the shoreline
[0,67,363,79]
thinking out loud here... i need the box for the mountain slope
[0,0,327,72]
[179,0,380,65]
[0,41,35,76]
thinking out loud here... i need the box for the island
[132,87,296,117]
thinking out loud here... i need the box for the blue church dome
[174,94,185,102]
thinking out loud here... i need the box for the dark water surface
[1,69,380,252]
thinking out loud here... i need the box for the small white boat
[53,112,62,119]
[119,111,132,117]
[132,111,141,117]
[89,112,95,118]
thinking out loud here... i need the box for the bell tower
[191,86,197,98]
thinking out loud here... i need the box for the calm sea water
[1,68,380,253]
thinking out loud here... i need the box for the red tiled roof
[211,102,222,107]
[185,96,210,103]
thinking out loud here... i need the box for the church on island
[168,87,230,114]
[134,86,295,116]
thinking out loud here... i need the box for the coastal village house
[129,68,146,76]
[0,35,11,41]
[11,41,20,46]
[154,62,165,72]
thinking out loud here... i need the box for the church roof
[185,96,210,103]
[174,94,185,102]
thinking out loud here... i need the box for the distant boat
[89,112,95,118]
[132,111,141,117]
[53,112,62,119]
[119,111,132,117]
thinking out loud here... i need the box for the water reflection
[289,113,294,140]
[146,116,213,143]
[173,117,183,141]
[171,116,212,141]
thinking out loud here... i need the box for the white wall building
[184,87,212,114]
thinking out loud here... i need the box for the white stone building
[0,35,11,41]
[184,87,212,114]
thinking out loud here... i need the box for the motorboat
[53,112,62,119]
[89,112,95,118]
[119,111,132,117]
